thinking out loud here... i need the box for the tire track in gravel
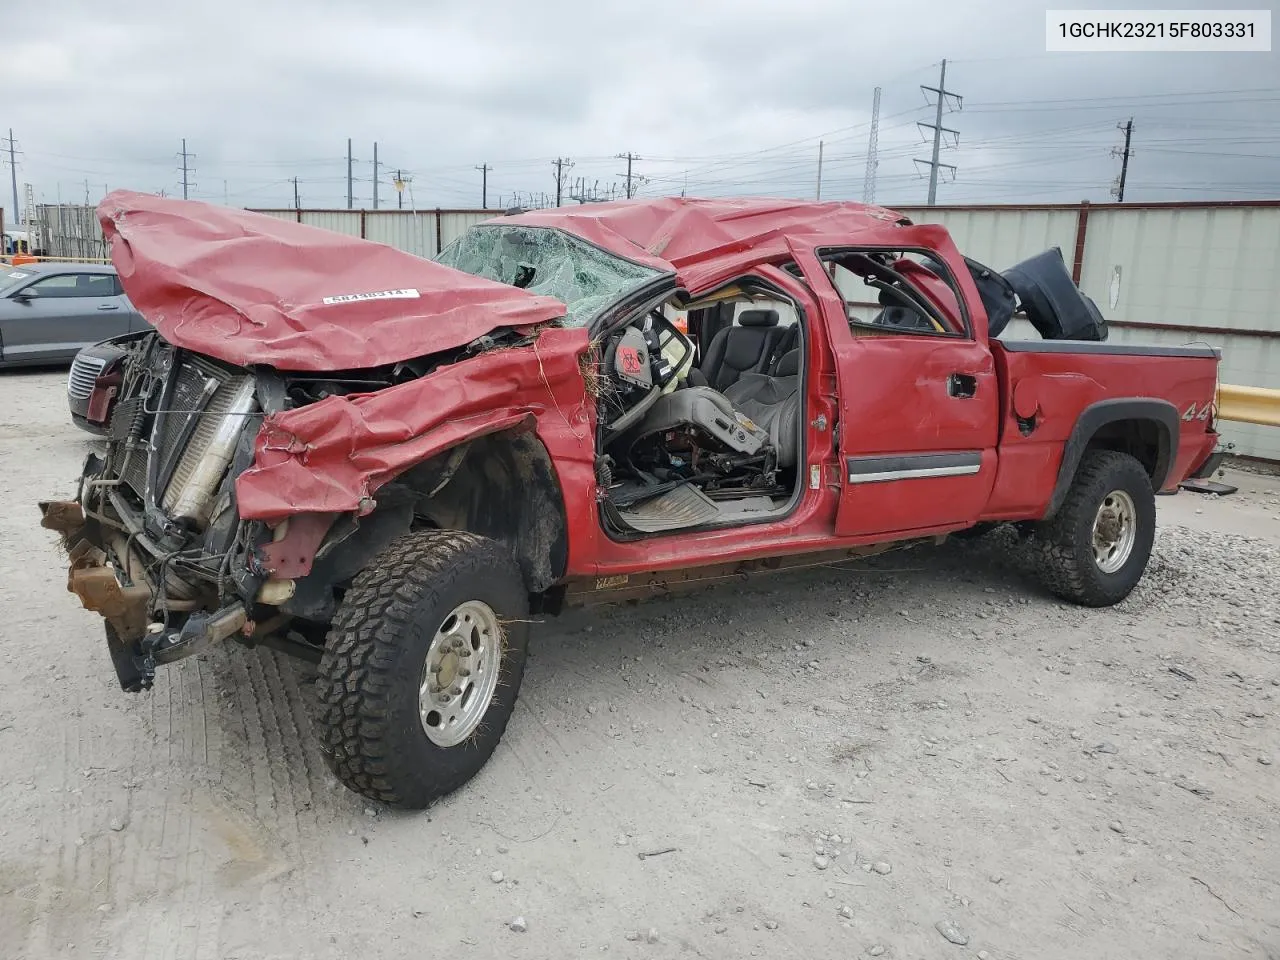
[17,717,72,959]
[141,674,192,960]
[214,645,337,948]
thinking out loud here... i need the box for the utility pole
[915,60,962,205]
[179,138,196,200]
[346,138,354,209]
[394,169,406,209]
[616,152,640,199]
[3,129,18,224]
[476,163,491,208]
[815,140,825,200]
[862,86,882,203]
[372,142,379,209]
[293,176,301,210]
[552,157,573,206]
[1111,118,1134,202]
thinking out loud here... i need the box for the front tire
[1033,450,1155,607]
[316,530,530,808]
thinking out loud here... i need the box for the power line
[178,138,196,200]
[552,157,573,206]
[617,152,643,199]
[1111,118,1134,202]
[915,59,962,205]
[815,141,824,200]
[862,86,881,203]
[2,129,19,225]
[392,169,412,209]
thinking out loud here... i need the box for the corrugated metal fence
[35,204,109,260]
[36,205,496,261]
[250,208,495,258]
[897,201,1280,461]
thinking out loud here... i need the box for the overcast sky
[2,0,1277,214]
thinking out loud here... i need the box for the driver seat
[698,309,786,392]
[722,350,801,468]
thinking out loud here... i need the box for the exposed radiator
[160,361,256,526]
[109,355,256,527]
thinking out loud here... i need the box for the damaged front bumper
[40,499,252,691]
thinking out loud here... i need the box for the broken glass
[437,225,665,327]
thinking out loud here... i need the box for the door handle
[97,304,120,311]
[947,373,977,399]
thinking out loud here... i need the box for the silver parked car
[0,263,147,368]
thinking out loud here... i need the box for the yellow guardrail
[1217,383,1280,428]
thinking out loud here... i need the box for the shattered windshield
[436,225,664,327]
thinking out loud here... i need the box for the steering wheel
[603,311,695,440]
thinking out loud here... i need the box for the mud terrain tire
[317,530,529,808]
[1033,450,1155,608]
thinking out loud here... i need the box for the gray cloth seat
[698,309,787,392]
[722,349,801,468]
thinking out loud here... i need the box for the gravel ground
[1,368,1278,960]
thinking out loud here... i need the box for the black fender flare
[1044,398,1179,519]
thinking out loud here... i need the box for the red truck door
[791,238,1000,537]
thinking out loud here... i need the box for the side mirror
[12,290,35,302]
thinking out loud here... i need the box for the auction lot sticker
[321,288,422,305]
[1047,9,1271,51]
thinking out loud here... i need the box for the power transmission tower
[2,129,18,225]
[616,153,643,199]
[1110,119,1134,202]
[862,86,882,203]
[914,60,962,205]
[372,142,379,209]
[476,163,491,208]
[552,157,574,206]
[347,138,354,209]
[178,138,196,200]
[815,141,825,200]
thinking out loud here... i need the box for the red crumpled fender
[235,326,594,524]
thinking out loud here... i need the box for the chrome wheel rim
[1092,490,1137,574]
[418,600,503,747]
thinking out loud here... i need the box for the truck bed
[982,338,1220,520]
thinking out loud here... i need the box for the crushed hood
[97,191,568,371]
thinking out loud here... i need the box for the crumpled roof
[499,196,910,283]
[97,190,568,371]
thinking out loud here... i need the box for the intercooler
[112,354,257,528]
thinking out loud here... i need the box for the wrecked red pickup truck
[42,191,1221,808]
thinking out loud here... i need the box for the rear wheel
[1033,450,1155,607]
[316,530,529,808]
